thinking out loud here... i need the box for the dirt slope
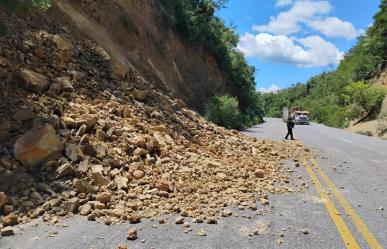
[55,0,231,113]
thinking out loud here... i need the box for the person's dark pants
[285,128,294,139]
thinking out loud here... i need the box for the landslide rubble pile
[0,9,308,235]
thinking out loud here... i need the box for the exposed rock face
[14,124,64,168]
[17,69,50,93]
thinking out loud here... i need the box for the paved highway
[1,118,387,249]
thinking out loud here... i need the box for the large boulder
[17,69,49,93]
[14,124,64,168]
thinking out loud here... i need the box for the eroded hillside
[55,0,232,113]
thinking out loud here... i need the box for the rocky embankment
[0,9,308,238]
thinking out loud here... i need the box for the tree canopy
[158,0,263,129]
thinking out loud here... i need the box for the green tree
[205,95,243,130]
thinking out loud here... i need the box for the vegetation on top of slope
[158,0,263,129]
[262,0,387,128]
[0,0,52,35]
[0,0,52,13]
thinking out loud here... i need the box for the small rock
[79,204,92,216]
[56,77,74,92]
[1,227,14,236]
[116,245,128,249]
[31,207,45,218]
[221,209,232,217]
[105,219,112,226]
[55,163,74,178]
[216,172,227,179]
[301,228,309,234]
[154,179,171,192]
[73,179,96,194]
[1,213,18,226]
[63,197,79,213]
[91,171,110,186]
[114,176,128,190]
[127,227,137,240]
[93,201,105,210]
[133,148,147,157]
[128,215,141,224]
[255,169,265,178]
[198,228,206,236]
[175,216,184,224]
[87,213,96,221]
[81,144,97,157]
[207,217,217,224]
[260,198,269,205]
[195,217,204,223]
[132,170,145,180]
[78,159,90,173]
[96,192,112,204]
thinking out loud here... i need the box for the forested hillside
[262,0,387,134]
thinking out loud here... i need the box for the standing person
[285,118,295,140]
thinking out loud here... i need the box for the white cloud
[258,84,281,93]
[275,0,293,7]
[307,17,360,39]
[238,33,343,67]
[254,0,332,35]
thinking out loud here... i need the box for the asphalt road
[1,118,386,249]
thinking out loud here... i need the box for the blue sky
[217,0,380,92]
